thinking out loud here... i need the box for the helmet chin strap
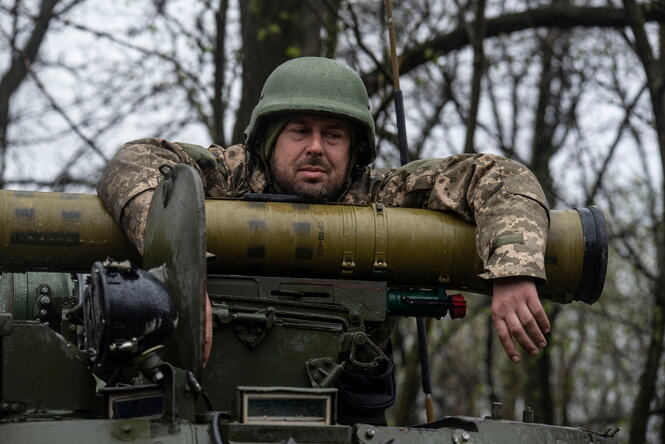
[259,115,293,166]
[250,116,291,193]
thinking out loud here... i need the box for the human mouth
[300,166,325,172]
[298,168,326,179]
[297,164,329,179]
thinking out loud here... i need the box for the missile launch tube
[0,190,140,271]
[0,190,607,304]
[205,200,606,304]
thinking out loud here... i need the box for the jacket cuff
[479,241,547,284]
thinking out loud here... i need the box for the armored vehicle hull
[0,417,616,443]
[0,165,615,443]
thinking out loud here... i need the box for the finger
[526,297,551,334]
[494,318,520,362]
[517,307,547,349]
[506,312,538,356]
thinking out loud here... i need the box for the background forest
[1,1,663,442]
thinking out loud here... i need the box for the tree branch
[0,0,60,185]
[363,2,665,94]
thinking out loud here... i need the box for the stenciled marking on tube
[317,221,325,257]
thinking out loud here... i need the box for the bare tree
[5,1,665,441]
[0,0,64,187]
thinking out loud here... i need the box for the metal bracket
[340,206,356,278]
[341,332,388,369]
[372,203,388,279]
[158,164,175,208]
[221,306,276,348]
[306,357,345,388]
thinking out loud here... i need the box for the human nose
[305,130,324,156]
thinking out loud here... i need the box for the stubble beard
[270,157,346,202]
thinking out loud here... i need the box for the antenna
[385,0,435,423]
[385,0,410,166]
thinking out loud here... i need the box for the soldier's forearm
[120,190,154,254]
[97,139,201,224]
[478,194,549,282]
[467,156,550,282]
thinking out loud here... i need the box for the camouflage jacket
[98,138,550,362]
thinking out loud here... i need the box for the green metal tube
[0,190,139,272]
[0,190,606,304]
[205,200,606,304]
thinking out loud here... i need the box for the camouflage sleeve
[379,153,550,283]
[96,138,209,251]
[120,191,153,254]
[97,139,253,253]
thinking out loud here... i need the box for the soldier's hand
[491,277,550,362]
[203,291,213,367]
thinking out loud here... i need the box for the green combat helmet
[245,57,377,166]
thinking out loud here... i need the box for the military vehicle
[0,164,616,443]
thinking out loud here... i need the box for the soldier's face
[271,115,351,201]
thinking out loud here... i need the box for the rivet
[353,332,366,344]
[122,424,132,434]
[151,369,164,382]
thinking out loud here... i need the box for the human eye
[324,130,344,141]
[288,126,308,138]
[292,123,310,133]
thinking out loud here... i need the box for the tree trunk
[461,0,487,154]
[523,306,559,424]
[231,1,335,144]
[627,50,665,444]
[622,2,665,441]
[529,28,561,204]
[523,27,570,424]
[210,0,229,146]
[389,322,423,425]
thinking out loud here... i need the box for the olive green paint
[0,189,600,303]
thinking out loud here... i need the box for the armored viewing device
[0,165,614,443]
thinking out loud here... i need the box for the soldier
[98,56,551,425]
